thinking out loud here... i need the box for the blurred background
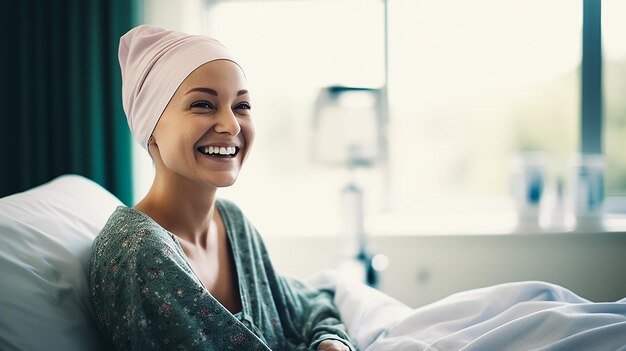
[2,0,625,307]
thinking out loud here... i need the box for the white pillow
[0,175,122,351]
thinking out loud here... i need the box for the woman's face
[150,59,254,188]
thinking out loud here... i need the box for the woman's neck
[134,172,219,249]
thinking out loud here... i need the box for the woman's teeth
[198,146,238,157]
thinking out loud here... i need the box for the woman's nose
[213,109,241,136]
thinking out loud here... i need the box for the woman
[89,25,354,351]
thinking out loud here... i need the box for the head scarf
[119,24,240,150]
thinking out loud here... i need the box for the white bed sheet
[309,271,626,351]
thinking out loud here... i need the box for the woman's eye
[235,103,251,110]
[190,101,214,109]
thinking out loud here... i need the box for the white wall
[263,231,626,308]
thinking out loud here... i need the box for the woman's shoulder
[96,206,165,239]
[91,206,175,262]
[89,206,192,289]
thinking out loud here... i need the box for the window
[386,0,580,211]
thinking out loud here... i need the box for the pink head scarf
[119,25,240,150]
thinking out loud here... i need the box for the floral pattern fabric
[89,199,354,351]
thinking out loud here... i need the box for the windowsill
[366,211,626,236]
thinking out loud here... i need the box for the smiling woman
[89,25,354,351]
[143,60,253,189]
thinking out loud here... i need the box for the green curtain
[1,0,137,205]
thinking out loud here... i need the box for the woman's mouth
[196,145,240,158]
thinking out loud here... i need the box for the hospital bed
[1,175,625,350]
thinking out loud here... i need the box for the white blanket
[308,272,626,351]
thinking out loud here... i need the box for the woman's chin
[202,174,238,188]
[186,169,241,189]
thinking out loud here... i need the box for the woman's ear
[146,136,159,165]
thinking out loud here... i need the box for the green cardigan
[89,199,354,351]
